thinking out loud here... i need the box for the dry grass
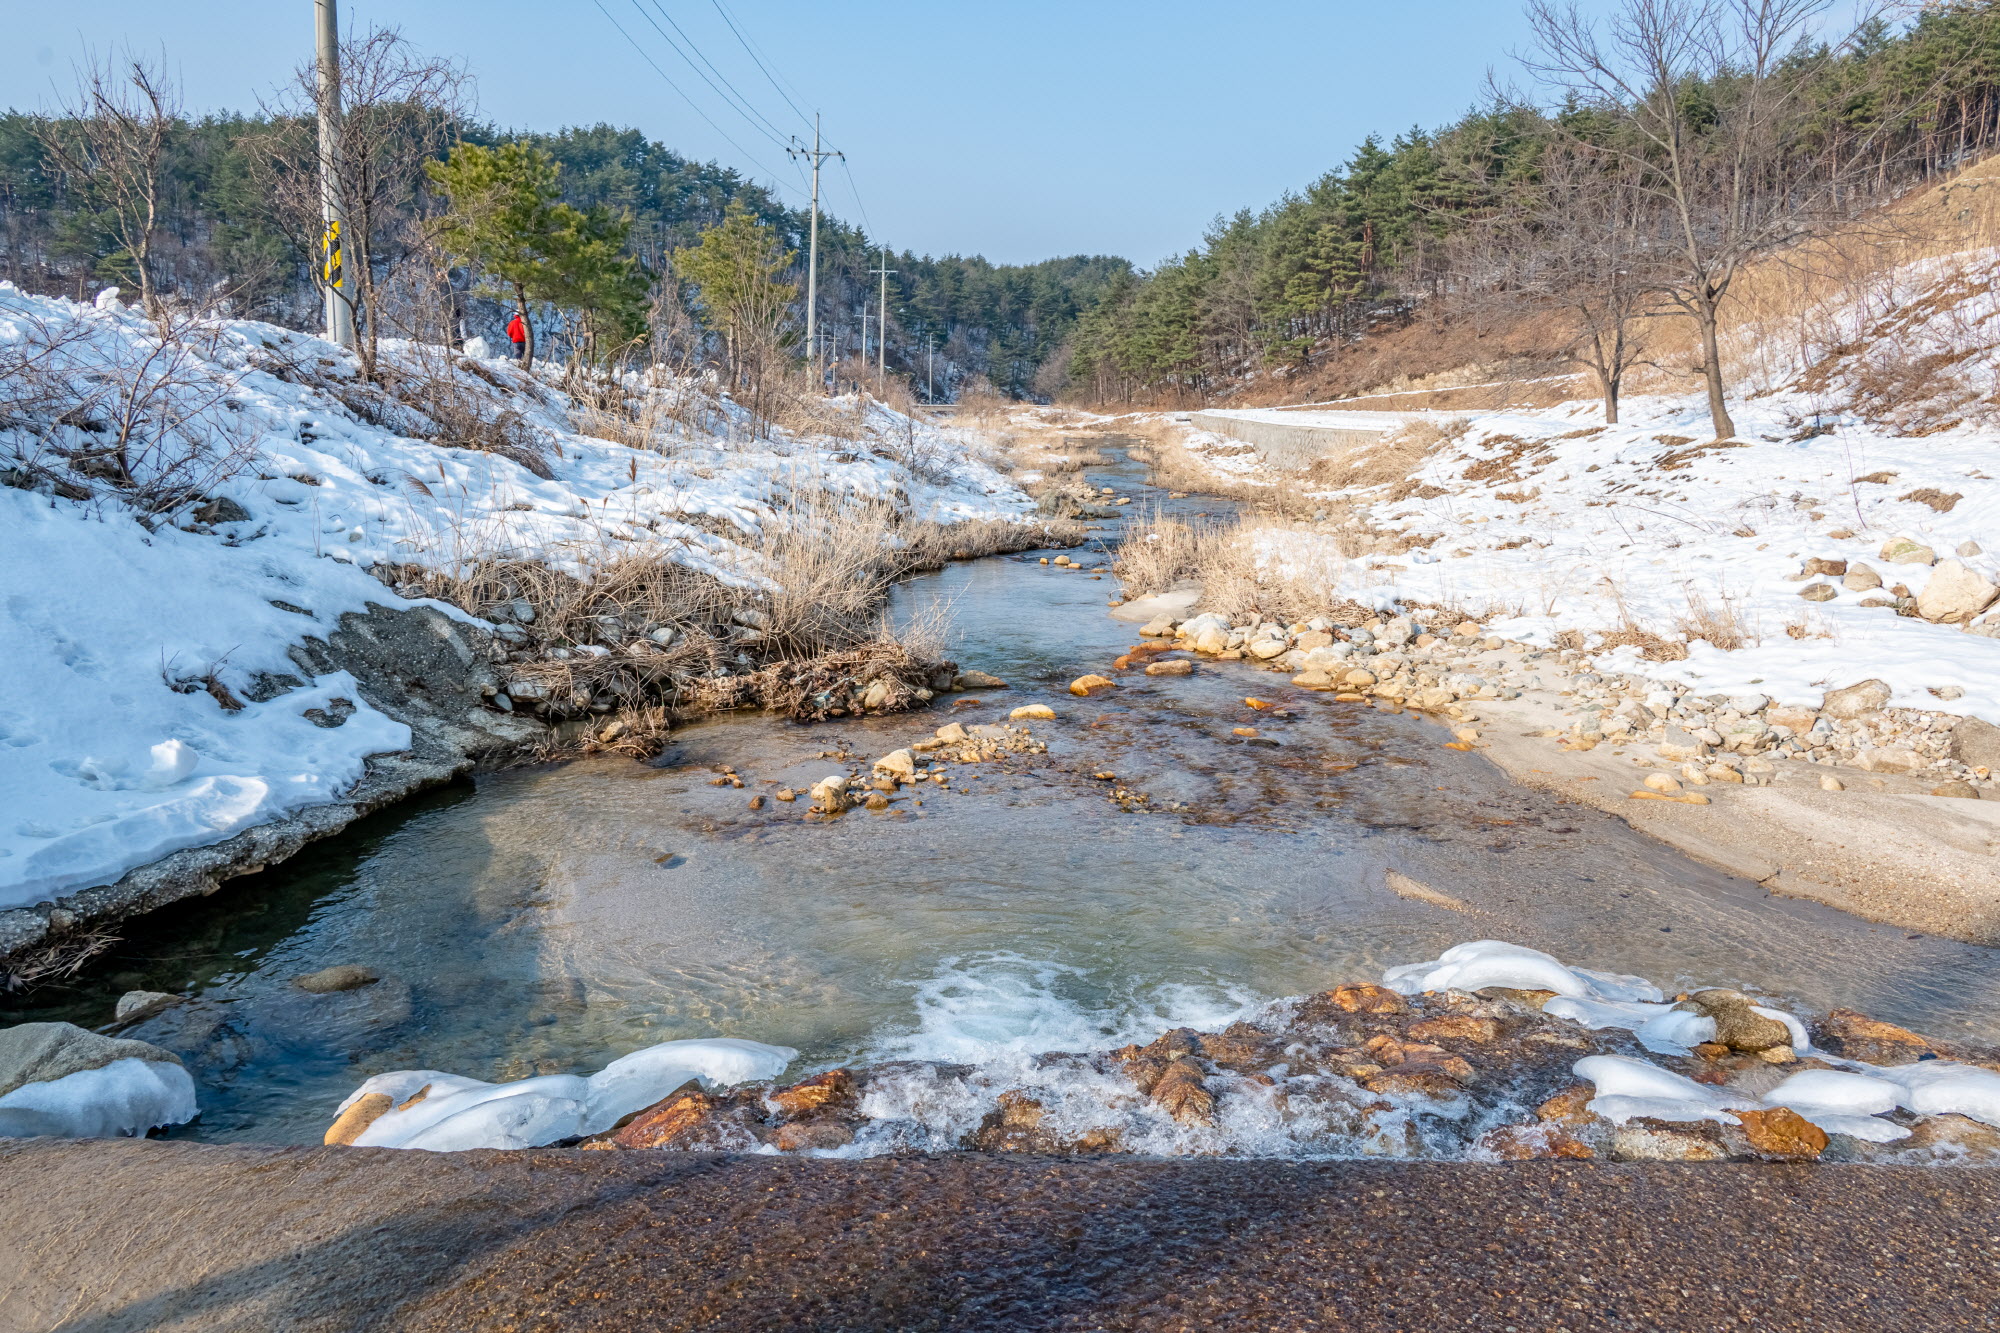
[1114,510,1393,626]
[1316,416,1473,496]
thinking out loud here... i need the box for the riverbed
[9,442,2000,1146]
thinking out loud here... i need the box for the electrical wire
[635,0,798,153]
[709,0,816,134]
[589,0,791,188]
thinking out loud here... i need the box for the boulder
[933,722,968,743]
[1685,989,1792,1052]
[1856,746,1922,774]
[1610,1124,1726,1161]
[1821,679,1891,720]
[1799,582,1838,602]
[1812,1008,1934,1065]
[1916,560,2000,624]
[1880,537,1937,566]
[0,1022,196,1139]
[296,965,379,994]
[113,992,182,1026]
[1950,716,2000,771]
[1843,564,1883,592]
[872,749,917,782]
[1737,1107,1828,1160]
[954,670,1008,690]
[1069,674,1117,697]
[1248,638,1290,660]
[1144,659,1194,676]
[1009,704,1057,721]
[1290,669,1337,690]
[1932,781,1981,799]
[1655,727,1709,761]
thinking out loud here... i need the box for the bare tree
[1522,0,1897,438]
[37,55,180,320]
[1457,137,1660,423]
[251,27,468,379]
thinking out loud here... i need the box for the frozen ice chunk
[1575,1053,1760,1126]
[1764,1068,1909,1142]
[0,1057,197,1139]
[582,1037,797,1135]
[1875,1061,2000,1126]
[1384,941,1662,1003]
[142,739,198,789]
[339,1036,797,1150]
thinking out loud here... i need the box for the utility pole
[314,0,353,349]
[787,114,842,379]
[870,251,895,386]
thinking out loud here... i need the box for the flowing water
[12,441,2000,1145]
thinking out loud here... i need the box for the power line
[708,0,815,134]
[590,0,791,186]
[634,1,797,153]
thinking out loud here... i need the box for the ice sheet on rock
[1871,1061,2000,1127]
[0,1057,197,1139]
[1763,1068,1910,1141]
[1383,941,1663,1003]
[1574,1054,1761,1126]
[342,1037,797,1150]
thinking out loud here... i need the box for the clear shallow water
[12,442,2000,1145]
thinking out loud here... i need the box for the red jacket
[507,313,527,344]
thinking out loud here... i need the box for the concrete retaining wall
[1189,411,1403,467]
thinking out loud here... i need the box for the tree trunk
[1596,365,1621,425]
[1695,302,1735,439]
[515,285,535,366]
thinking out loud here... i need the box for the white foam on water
[863,952,1260,1067]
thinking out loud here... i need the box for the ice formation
[337,1037,797,1150]
[0,1056,198,1139]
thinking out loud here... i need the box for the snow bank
[0,284,1028,911]
[1181,253,2000,728]
[0,1056,197,1139]
[340,1037,797,1150]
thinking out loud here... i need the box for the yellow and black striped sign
[322,220,344,289]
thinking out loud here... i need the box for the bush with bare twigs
[0,301,258,512]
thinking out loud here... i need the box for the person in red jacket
[506,310,529,362]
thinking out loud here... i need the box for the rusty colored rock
[1328,983,1408,1015]
[1536,1085,1596,1125]
[1738,1107,1829,1160]
[1152,1061,1218,1125]
[767,1069,856,1118]
[1069,674,1117,697]
[1362,1067,1465,1099]
[1410,1015,1502,1044]
[1814,1008,1935,1065]
[324,1092,393,1146]
[605,1090,717,1149]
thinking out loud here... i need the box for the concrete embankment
[3,1138,1995,1331]
[1188,407,1412,466]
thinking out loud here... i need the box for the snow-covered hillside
[1166,248,2000,732]
[0,284,1028,913]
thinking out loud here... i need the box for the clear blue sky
[7,1,1570,267]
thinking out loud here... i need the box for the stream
[9,441,2000,1147]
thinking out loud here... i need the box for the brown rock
[1737,1106,1829,1160]
[770,1120,856,1152]
[1479,987,1558,1010]
[296,965,379,994]
[1814,1008,1935,1065]
[1326,983,1408,1015]
[1687,989,1792,1052]
[1536,1084,1597,1125]
[766,1068,857,1118]
[1195,1030,1277,1072]
[1362,1067,1465,1099]
[324,1092,393,1146]
[1070,674,1118,697]
[1151,1059,1218,1125]
[1409,1015,1502,1044]
[1901,1113,2000,1160]
[606,1090,717,1149]
[1480,1124,1595,1160]
[1144,658,1195,676]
